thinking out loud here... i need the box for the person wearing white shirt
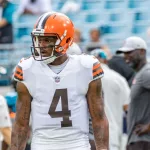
[0,95,12,150]
[16,0,52,15]
[60,0,80,14]
[90,49,130,150]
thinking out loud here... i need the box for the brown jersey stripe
[14,74,23,80]
[93,66,102,73]
[15,65,23,75]
[14,65,23,81]
[15,67,22,74]
[14,71,23,77]
[93,68,103,76]
[93,62,99,69]
[93,63,100,71]
[14,74,23,81]
[16,65,22,72]
[93,68,103,78]
[93,73,103,79]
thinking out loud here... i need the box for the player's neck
[49,54,68,66]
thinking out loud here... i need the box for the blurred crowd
[0,0,150,150]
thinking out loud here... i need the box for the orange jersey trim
[14,73,23,80]
[93,62,103,79]
[16,67,22,74]
[14,65,23,81]
[93,68,103,77]
[93,63,100,70]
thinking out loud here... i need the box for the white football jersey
[14,54,103,149]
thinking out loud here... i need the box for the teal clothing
[0,2,16,43]
[2,2,16,24]
[5,91,17,112]
[127,63,150,145]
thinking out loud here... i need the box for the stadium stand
[11,0,150,49]
[0,0,150,85]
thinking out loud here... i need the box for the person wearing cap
[85,28,112,59]
[89,49,130,150]
[117,36,150,150]
[108,53,135,87]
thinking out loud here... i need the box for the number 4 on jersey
[48,89,72,127]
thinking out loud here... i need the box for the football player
[10,12,109,150]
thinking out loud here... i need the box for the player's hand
[134,124,150,136]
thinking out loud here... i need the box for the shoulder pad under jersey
[80,54,99,68]
[13,56,33,82]
[18,56,34,70]
[80,54,104,80]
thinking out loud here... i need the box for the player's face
[38,36,57,57]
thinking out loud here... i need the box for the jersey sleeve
[80,54,104,81]
[13,57,35,96]
[13,65,23,82]
[92,57,104,80]
[13,57,33,82]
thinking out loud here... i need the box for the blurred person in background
[73,28,84,46]
[5,90,17,124]
[10,12,109,150]
[73,28,83,44]
[16,0,52,16]
[73,28,84,50]
[0,95,12,150]
[13,0,52,40]
[0,0,16,43]
[117,36,150,150]
[90,49,130,150]
[5,70,17,124]
[108,52,135,87]
[85,28,112,59]
[60,0,80,15]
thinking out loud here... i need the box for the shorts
[31,145,91,150]
[31,142,91,150]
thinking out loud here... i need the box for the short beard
[128,58,140,70]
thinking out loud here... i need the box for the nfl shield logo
[55,76,60,83]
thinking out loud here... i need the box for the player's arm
[87,78,109,150]
[10,82,32,150]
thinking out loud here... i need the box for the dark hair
[30,0,36,3]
